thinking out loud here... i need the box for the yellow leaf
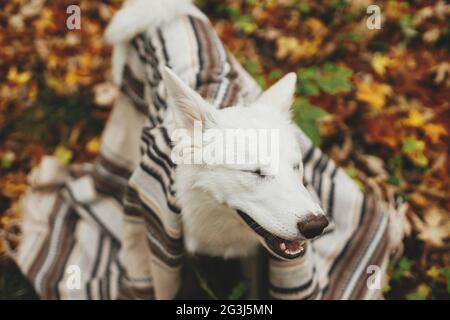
[426,266,441,278]
[0,216,10,227]
[371,53,396,76]
[34,8,54,34]
[276,36,299,60]
[423,123,447,144]
[409,192,428,208]
[417,284,431,299]
[295,39,320,60]
[305,18,327,37]
[86,136,101,155]
[0,178,27,198]
[355,80,392,110]
[54,145,73,164]
[276,37,320,62]
[47,54,60,69]
[79,53,93,72]
[385,0,407,19]
[402,109,425,127]
[65,70,79,86]
[7,67,31,85]
[27,82,38,101]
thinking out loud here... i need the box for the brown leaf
[412,207,450,247]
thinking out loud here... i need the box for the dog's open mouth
[236,210,306,259]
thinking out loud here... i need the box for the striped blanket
[14,1,404,300]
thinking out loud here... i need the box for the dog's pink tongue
[285,241,300,251]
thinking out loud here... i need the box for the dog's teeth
[280,242,286,251]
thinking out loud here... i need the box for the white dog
[162,67,328,259]
[105,0,328,262]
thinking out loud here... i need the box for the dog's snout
[297,213,329,239]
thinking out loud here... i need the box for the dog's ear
[162,67,214,130]
[253,72,296,113]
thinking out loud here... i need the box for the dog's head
[163,67,328,260]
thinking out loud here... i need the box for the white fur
[175,171,260,258]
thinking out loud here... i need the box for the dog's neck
[175,166,260,258]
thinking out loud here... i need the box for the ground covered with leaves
[0,0,449,299]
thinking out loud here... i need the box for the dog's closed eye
[293,163,301,171]
[241,168,268,178]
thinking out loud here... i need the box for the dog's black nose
[297,214,329,239]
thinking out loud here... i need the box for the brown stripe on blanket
[189,17,224,100]
[123,187,148,218]
[96,154,133,179]
[121,65,148,115]
[63,187,121,246]
[270,278,320,300]
[311,153,327,191]
[326,166,339,219]
[145,238,183,268]
[140,128,179,214]
[193,17,243,109]
[138,161,180,214]
[92,154,133,200]
[86,233,106,300]
[41,207,79,299]
[135,35,167,111]
[306,283,322,300]
[131,36,160,85]
[269,268,315,295]
[126,190,183,255]
[92,171,126,203]
[36,207,78,299]
[351,225,389,299]
[141,135,175,181]
[141,129,175,168]
[148,126,180,208]
[268,247,317,299]
[26,195,65,284]
[87,237,111,300]
[131,35,167,125]
[144,29,170,122]
[322,195,379,299]
[156,28,171,69]
[219,56,242,108]
[118,281,155,300]
[142,209,183,254]
[158,126,173,147]
[313,154,330,194]
[302,144,316,165]
[125,188,183,267]
[127,198,183,255]
[103,241,121,300]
